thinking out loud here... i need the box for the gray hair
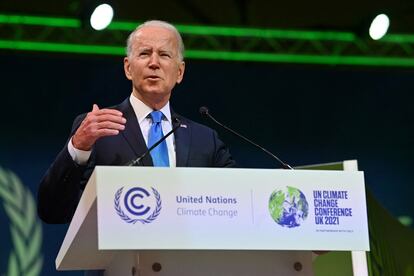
[126,20,185,61]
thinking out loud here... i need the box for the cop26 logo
[114,187,162,224]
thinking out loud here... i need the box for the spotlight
[90,3,114,31]
[369,14,390,40]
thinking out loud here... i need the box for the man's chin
[144,89,169,96]
[137,88,171,102]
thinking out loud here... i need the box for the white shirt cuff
[68,137,92,165]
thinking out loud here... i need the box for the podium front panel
[95,167,369,251]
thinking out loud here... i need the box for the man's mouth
[146,75,161,80]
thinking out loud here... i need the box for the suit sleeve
[37,114,94,224]
[212,130,237,168]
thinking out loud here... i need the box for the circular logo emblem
[114,186,162,224]
[268,186,309,228]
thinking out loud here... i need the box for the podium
[56,165,369,276]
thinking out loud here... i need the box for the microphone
[199,106,293,170]
[126,116,181,166]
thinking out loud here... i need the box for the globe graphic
[269,186,309,228]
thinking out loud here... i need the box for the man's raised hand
[72,104,126,150]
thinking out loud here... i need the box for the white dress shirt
[68,94,176,166]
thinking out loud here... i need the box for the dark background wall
[0,52,413,275]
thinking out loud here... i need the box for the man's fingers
[93,108,123,117]
[97,121,126,130]
[95,129,120,137]
[89,106,123,118]
[85,111,126,127]
[94,114,127,124]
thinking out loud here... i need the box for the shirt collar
[129,94,172,124]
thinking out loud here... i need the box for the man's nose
[148,53,160,69]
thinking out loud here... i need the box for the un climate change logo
[269,186,309,228]
[114,187,161,224]
[0,167,43,276]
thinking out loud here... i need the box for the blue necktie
[148,111,170,167]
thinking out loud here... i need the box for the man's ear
[176,61,185,84]
[124,57,132,80]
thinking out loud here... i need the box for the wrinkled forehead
[132,26,179,51]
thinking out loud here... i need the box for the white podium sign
[95,167,369,251]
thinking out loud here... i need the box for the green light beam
[2,40,414,67]
[0,14,80,28]
[2,13,414,43]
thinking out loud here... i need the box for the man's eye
[139,52,149,56]
[160,53,171,57]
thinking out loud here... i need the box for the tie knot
[150,110,164,123]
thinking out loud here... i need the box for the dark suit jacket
[38,98,235,224]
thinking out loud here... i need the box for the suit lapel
[118,98,153,166]
[174,112,190,167]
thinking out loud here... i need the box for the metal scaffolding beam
[1,14,414,67]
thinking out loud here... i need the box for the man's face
[124,26,185,106]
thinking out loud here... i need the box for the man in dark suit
[37,20,235,224]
